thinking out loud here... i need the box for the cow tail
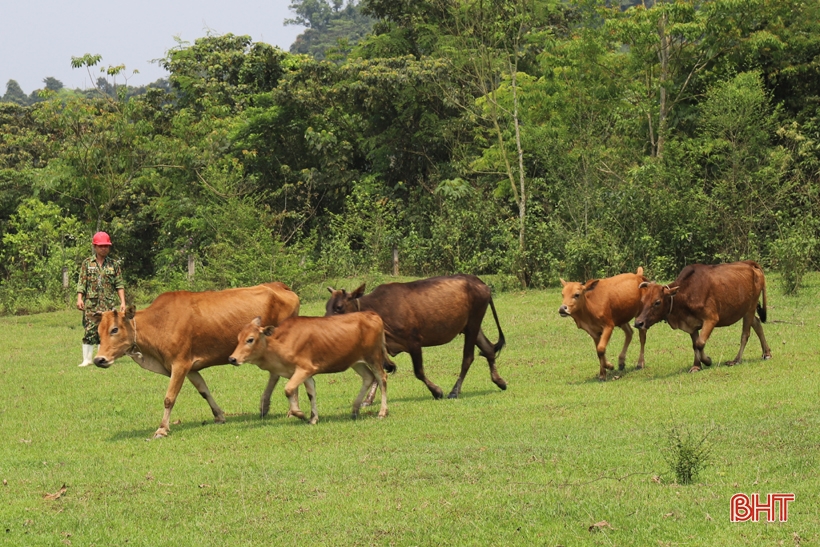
[488,296,506,356]
[758,272,768,323]
[381,330,397,374]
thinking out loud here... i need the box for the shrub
[661,423,714,485]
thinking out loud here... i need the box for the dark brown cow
[92,282,300,438]
[325,274,506,400]
[228,312,395,423]
[634,260,772,372]
[559,267,648,380]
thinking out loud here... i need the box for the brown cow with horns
[92,282,300,438]
[325,274,506,400]
[633,260,772,372]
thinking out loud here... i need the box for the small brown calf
[228,312,395,423]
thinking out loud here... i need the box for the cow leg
[186,370,225,424]
[361,381,379,408]
[689,322,716,372]
[617,323,633,371]
[409,347,444,399]
[594,327,616,381]
[351,362,377,419]
[475,329,507,391]
[636,328,647,370]
[283,368,312,421]
[155,365,188,438]
[727,314,754,366]
[259,372,280,418]
[304,377,319,425]
[751,316,773,360]
[448,329,478,399]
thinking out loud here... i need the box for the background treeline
[1,0,819,314]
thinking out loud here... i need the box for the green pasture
[1,276,818,546]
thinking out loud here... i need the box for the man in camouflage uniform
[76,231,126,367]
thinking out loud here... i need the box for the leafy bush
[661,423,714,485]
[770,219,817,294]
[0,199,85,314]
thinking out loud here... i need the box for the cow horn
[327,286,335,294]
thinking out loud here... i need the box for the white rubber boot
[78,344,94,367]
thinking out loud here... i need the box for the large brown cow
[228,312,395,423]
[325,274,506,400]
[559,267,649,380]
[633,260,772,372]
[91,282,300,438]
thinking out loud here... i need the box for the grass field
[1,274,818,546]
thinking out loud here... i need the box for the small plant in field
[661,423,715,485]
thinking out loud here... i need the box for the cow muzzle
[558,305,570,317]
[93,356,113,368]
[228,356,240,366]
[633,318,646,329]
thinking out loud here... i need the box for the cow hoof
[351,412,360,420]
[725,360,737,367]
[636,363,645,370]
[214,416,226,424]
[493,378,507,390]
[618,363,626,371]
[287,409,306,420]
[447,392,459,399]
[360,400,372,408]
[431,390,444,400]
[763,353,772,360]
[378,410,388,419]
[152,429,169,439]
[701,357,713,367]
[308,416,318,425]
[597,375,606,382]
[688,366,702,373]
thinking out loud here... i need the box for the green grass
[1,274,818,546]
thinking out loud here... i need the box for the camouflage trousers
[81,301,118,345]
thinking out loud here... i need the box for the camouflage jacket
[76,255,124,309]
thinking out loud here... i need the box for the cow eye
[111,327,119,334]
[246,337,254,344]
[653,300,661,307]
[573,293,580,299]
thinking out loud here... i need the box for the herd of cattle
[89,261,771,439]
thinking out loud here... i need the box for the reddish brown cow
[228,313,395,423]
[634,260,772,372]
[92,282,300,438]
[559,267,648,380]
[325,274,506,400]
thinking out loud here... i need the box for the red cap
[92,232,112,246]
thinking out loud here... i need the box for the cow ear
[351,284,366,299]
[636,266,644,276]
[667,285,680,296]
[560,278,567,287]
[252,316,263,327]
[125,305,136,320]
[91,311,104,324]
[262,326,275,336]
[327,286,335,294]
[585,279,600,291]
[638,281,649,289]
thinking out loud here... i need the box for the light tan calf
[559,267,648,380]
[228,312,394,424]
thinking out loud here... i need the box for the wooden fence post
[392,245,399,277]
[188,254,195,281]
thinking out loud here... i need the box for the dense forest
[1,0,819,314]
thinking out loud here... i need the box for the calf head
[91,306,137,367]
[228,317,273,365]
[558,278,600,318]
[634,282,678,329]
[324,284,366,316]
